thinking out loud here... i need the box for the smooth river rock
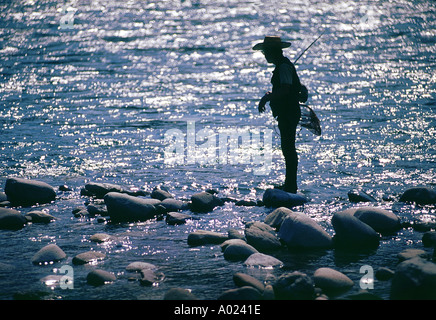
[187,230,228,246]
[347,189,377,203]
[223,241,259,261]
[151,187,173,201]
[353,206,401,235]
[264,207,292,230]
[397,248,429,262]
[313,267,354,295]
[190,191,224,213]
[166,212,193,225]
[390,257,436,300]
[72,251,106,265]
[89,233,115,243]
[244,253,283,268]
[31,244,67,265]
[0,207,27,230]
[160,198,189,212]
[24,211,56,224]
[399,187,436,205]
[273,271,315,300]
[262,189,308,209]
[104,192,158,223]
[126,261,157,272]
[5,177,56,207]
[244,221,282,252]
[331,209,380,249]
[278,209,332,249]
[233,272,265,293]
[81,182,124,198]
[86,269,116,286]
[218,286,263,300]
[163,288,198,300]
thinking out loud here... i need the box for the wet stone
[166,212,193,225]
[126,261,157,272]
[86,269,116,286]
[187,230,228,246]
[89,233,114,243]
[0,207,27,230]
[5,178,56,207]
[164,288,197,300]
[244,253,283,268]
[24,211,56,223]
[31,244,67,265]
[72,251,106,265]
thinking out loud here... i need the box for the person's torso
[270,57,301,120]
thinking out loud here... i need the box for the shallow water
[0,0,435,300]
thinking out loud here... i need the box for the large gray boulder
[5,178,56,207]
[0,207,27,230]
[399,187,436,205]
[353,207,401,235]
[390,257,436,300]
[331,209,380,249]
[278,209,332,249]
[104,192,158,223]
[262,189,308,209]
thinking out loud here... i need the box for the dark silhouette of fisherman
[254,36,303,193]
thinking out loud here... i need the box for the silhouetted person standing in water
[254,36,302,193]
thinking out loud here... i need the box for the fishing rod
[293,30,326,64]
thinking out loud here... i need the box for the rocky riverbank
[1,177,436,300]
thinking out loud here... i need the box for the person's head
[262,47,283,64]
[253,36,291,64]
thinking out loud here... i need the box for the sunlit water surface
[0,0,435,300]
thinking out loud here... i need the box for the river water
[0,0,435,300]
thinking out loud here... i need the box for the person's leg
[278,120,298,193]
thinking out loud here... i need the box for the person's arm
[258,64,293,113]
[258,84,292,113]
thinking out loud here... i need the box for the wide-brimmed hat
[252,36,292,50]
